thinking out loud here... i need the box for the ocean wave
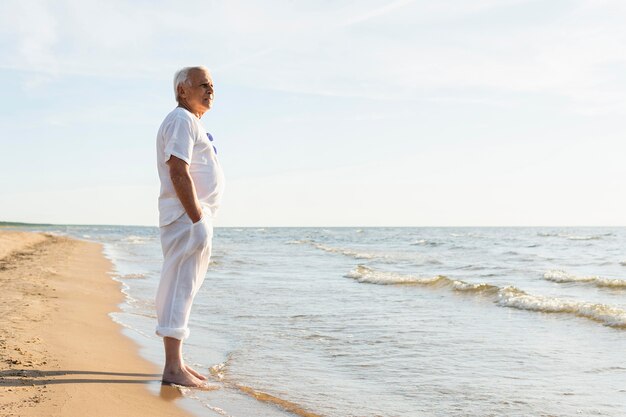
[237,385,323,417]
[122,235,154,244]
[567,235,602,241]
[537,232,608,241]
[543,270,626,288]
[345,265,441,285]
[302,240,441,264]
[119,273,146,279]
[285,239,310,245]
[312,243,376,259]
[449,232,484,238]
[346,266,626,328]
[210,360,228,381]
[410,239,441,247]
[456,264,487,271]
[208,356,324,417]
[345,266,499,294]
[496,287,626,328]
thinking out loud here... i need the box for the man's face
[180,69,214,115]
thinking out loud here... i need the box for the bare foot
[162,367,205,387]
[185,365,208,381]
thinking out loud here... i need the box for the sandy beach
[0,230,192,417]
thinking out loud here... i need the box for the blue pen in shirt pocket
[207,133,217,155]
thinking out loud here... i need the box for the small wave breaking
[286,239,308,245]
[346,266,626,328]
[209,358,323,417]
[310,242,376,259]
[290,239,387,260]
[118,273,146,279]
[294,239,441,264]
[496,287,626,327]
[122,235,155,244]
[567,235,602,241]
[237,385,323,417]
[410,239,441,247]
[345,266,499,294]
[543,270,626,288]
[537,232,610,241]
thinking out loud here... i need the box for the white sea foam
[410,239,441,247]
[285,239,310,245]
[543,270,626,288]
[119,273,146,279]
[210,361,227,381]
[122,235,153,244]
[497,286,626,328]
[345,265,442,285]
[313,243,376,259]
[345,265,498,294]
[537,232,606,241]
[566,235,602,241]
[305,241,441,264]
[346,266,626,328]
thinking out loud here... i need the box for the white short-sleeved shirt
[157,107,225,227]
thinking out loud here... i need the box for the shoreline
[0,231,193,417]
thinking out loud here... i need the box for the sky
[1,0,625,227]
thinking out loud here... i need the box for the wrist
[190,207,203,223]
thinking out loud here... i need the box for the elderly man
[155,66,225,387]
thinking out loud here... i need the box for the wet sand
[0,231,192,417]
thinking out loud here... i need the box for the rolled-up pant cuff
[156,325,190,341]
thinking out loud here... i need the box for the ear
[177,84,186,98]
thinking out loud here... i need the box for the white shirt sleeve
[163,116,195,165]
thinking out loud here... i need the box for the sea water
[10,225,626,416]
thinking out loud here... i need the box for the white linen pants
[156,213,213,340]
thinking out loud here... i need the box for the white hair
[173,66,210,101]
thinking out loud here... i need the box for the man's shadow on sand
[0,369,184,400]
[0,368,161,384]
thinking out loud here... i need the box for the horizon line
[2,221,626,229]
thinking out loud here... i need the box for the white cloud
[2,0,626,114]
[3,0,59,72]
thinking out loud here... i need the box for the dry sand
[0,231,193,417]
